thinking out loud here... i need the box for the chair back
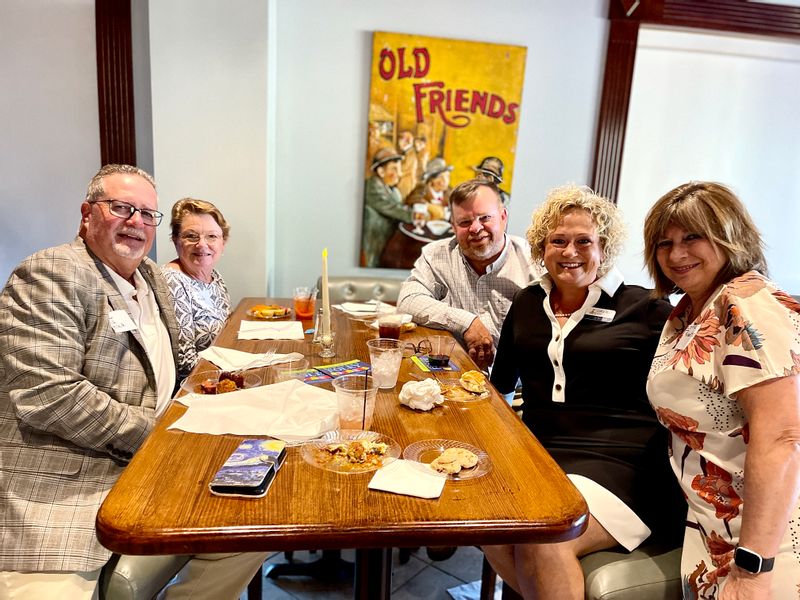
[315,276,404,304]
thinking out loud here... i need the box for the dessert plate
[403,439,491,480]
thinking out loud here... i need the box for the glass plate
[436,377,490,403]
[246,306,291,320]
[180,369,263,394]
[301,430,401,474]
[402,439,491,480]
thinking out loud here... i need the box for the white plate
[403,439,491,480]
[426,220,452,236]
[301,429,401,474]
[180,369,262,395]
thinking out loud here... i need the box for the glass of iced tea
[377,314,403,339]
[293,287,316,319]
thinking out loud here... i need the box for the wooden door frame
[592,0,800,201]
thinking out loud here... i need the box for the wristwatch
[733,546,775,574]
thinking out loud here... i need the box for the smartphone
[209,461,276,498]
[208,439,287,498]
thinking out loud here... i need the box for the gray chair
[581,544,682,600]
[99,554,263,600]
[480,542,682,600]
[99,554,190,600]
[315,275,404,304]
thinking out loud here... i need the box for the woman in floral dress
[162,198,231,380]
[644,181,800,599]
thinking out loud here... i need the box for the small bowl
[180,369,262,395]
[426,220,452,236]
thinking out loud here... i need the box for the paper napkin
[368,459,446,499]
[335,301,395,316]
[238,320,305,340]
[199,346,304,371]
[169,379,338,441]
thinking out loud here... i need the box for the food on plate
[199,371,245,394]
[314,439,390,471]
[429,447,479,475]
[459,370,487,393]
[249,304,290,318]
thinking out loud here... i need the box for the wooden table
[96,298,587,598]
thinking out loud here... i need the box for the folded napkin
[238,320,305,340]
[199,346,304,371]
[368,458,446,499]
[169,379,338,442]
[336,301,395,316]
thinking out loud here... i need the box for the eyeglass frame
[178,232,224,244]
[402,338,433,358]
[89,199,163,226]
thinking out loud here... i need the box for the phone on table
[208,439,287,498]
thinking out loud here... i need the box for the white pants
[0,552,268,600]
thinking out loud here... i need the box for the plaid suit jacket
[0,237,180,572]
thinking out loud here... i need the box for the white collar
[535,266,624,296]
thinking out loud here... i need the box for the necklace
[554,312,573,318]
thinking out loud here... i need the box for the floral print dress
[161,267,231,380]
[647,272,800,599]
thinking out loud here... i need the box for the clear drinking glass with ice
[366,338,403,389]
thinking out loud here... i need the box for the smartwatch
[733,546,775,574]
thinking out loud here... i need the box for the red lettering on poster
[413,82,518,128]
[379,46,431,80]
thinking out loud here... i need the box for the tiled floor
[247,546,489,600]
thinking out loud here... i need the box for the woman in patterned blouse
[162,198,231,380]
[644,182,800,599]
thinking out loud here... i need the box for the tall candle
[321,247,331,337]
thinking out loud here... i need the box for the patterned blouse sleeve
[161,268,199,378]
[713,275,800,397]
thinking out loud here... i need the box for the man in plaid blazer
[0,165,265,598]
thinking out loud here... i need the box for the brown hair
[643,181,767,297]
[169,198,230,241]
[448,179,501,209]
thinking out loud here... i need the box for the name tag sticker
[109,310,137,333]
[585,307,615,323]
[675,323,700,351]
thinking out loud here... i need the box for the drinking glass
[332,374,377,430]
[366,338,404,389]
[293,287,316,319]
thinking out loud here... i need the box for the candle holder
[312,308,336,358]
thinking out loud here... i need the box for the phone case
[208,439,287,498]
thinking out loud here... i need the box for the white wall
[271,0,609,298]
[616,26,800,294]
[148,0,270,303]
[0,0,100,281]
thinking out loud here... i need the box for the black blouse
[491,280,685,540]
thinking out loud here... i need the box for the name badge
[675,323,700,351]
[584,307,615,323]
[109,309,137,333]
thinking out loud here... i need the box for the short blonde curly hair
[526,184,625,278]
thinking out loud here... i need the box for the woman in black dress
[484,184,685,599]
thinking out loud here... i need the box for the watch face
[734,547,762,573]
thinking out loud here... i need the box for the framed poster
[360,31,527,269]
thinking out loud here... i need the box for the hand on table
[464,318,494,370]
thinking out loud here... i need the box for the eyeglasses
[91,199,163,226]
[402,339,432,358]
[179,232,223,244]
